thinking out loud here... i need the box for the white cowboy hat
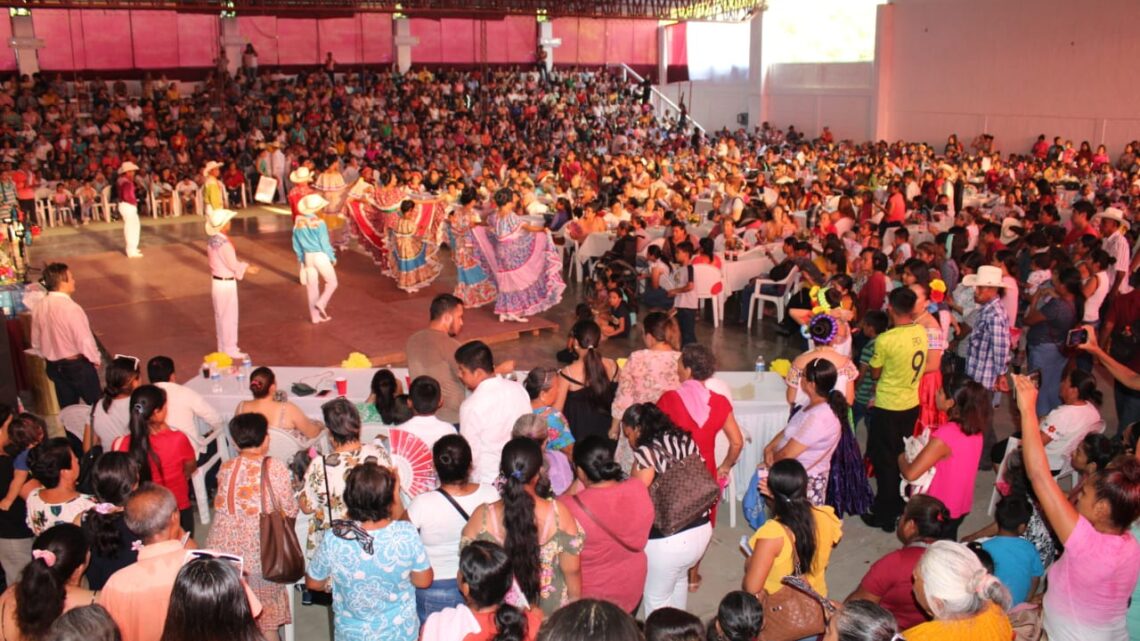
[118,161,139,175]
[202,161,223,176]
[1094,207,1130,228]
[297,193,329,217]
[961,264,1008,289]
[289,166,314,184]
[204,208,238,236]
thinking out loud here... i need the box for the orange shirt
[99,540,261,641]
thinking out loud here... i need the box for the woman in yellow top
[742,459,843,597]
[904,541,1012,641]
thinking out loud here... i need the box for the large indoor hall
[0,1,1136,641]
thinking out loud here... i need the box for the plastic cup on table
[335,377,348,397]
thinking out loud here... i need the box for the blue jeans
[1027,342,1067,418]
[416,578,463,624]
[676,307,697,346]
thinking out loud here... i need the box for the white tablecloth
[721,257,773,293]
[577,232,615,261]
[187,366,791,492]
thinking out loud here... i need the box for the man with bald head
[99,484,261,641]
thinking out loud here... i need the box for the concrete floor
[32,210,1110,635]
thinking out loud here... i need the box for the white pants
[642,522,712,615]
[211,279,240,356]
[303,252,337,321]
[119,201,141,256]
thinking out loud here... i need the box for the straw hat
[1094,207,1130,229]
[961,265,1008,289]
[118,161,139,175]
[289,166,314,184]
[204,208,237,236]
[202,161,223,176]
[297,193,329,217]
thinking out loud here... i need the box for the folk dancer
[205,208,259,359]
[293,194,337,323]
[202,161,225,214]
[118,161,143,258]
[288,165,317,285]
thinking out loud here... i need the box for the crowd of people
[5,50,1140,641]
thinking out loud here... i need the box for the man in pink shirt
[30,263,102,406]
[205,208,259,359]
[100,485,261,641]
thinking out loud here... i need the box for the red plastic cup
[335,377,347,397]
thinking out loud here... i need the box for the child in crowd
[523,367,575,456]
[853,310,888,429]
[0,412,45,511]
[890,227,912,264]
[399,377,458,451]
[1025,251,1053,295]
[666,241,698,346]
[979,496,1044,606]
[706,590,763,641]
[600,288,632,340]
[421,540,542,641]
[644,607,703,641]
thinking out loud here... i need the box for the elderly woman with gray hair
[512,414,573,495]
[904,540,1012,640]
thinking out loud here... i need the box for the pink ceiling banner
[79,10,133,70]
[628,20,659,66]
[32,9,79,71]
[665,22,688,83]
[409,18,443,64]
[0,18,13,72]
[484,16,536,63]
[131,11,179,69]
[605,19,636,64]
[440,19,477,63]
[176,13,219,68]
[318,16,363,65]
[238,15,279,66]
[359,13,393,63]
[276,18,318,65]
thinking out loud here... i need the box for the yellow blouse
[747,506,842,596]
[903,603,1013,641]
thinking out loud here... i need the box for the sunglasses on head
[113,354,140,370]
[184,549,244,576]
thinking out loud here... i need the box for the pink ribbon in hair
[32,549,56,568]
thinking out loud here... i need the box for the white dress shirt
[398,415,458,452]
[156,381,222,453]
[30,291,100,364]
[459,376,531,484]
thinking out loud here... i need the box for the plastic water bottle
[237,356,252,386]
[210,369,223,394]
[754,354,767,379]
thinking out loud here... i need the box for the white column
[220,15,243,77]
[393,18,417,74]
[746,12,764,132]
[870,3,894,141]
[10,15,41,77]
[657,25,667,85]
[538,21,558,72]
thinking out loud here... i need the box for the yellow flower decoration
[770,359,792,378]
[930,279,947,294]
[808,286,821,300]
[203,352,233,369]
[341,352,373,369]
[812,305,828,315]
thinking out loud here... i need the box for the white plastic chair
[748,266,800,330]
[714,430,738,528]
[266,427,307,466]
[191,425,232,526]
[692,263,725,328]
[639,236,666,258]
[34,187,54,228]
[57,404,90,442]
[97,185,113,222]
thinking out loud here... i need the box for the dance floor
[31,210,559,371]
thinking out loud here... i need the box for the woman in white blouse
[84,356,140,451]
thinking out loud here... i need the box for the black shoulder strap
[436,488,471,521]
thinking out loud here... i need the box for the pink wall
[0,19,13,72]
[34,9,218,70]
[553,17,658,67]
[882,0,1140,152]
[409,16,537,65]
[238,14,393,66]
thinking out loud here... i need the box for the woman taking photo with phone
[1023,266,1084,417]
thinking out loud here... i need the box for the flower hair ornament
[94,502,121,515]
[929,278,947,304]
[802,312,839,345]
[32,549,56,567]
[807,285,834,315]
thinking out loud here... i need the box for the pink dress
[926,422,982,518]
[206,456,298,629]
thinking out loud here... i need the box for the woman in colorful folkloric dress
[445,187,496,308]
[472,188,565,323]
[313,155,348,246]
[373,171,406,276]
[392,199,442,293]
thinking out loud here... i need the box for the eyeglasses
[113,354,140,370]
[330,519,374,555]
[184,549,244,576]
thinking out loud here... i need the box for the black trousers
[867,405,920,523]
[45,358,101,408]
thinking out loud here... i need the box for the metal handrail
[611,62,706,134]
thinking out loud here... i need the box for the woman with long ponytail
[461,438,583,617]
[0,523,93,641]
[556,320,618,442]
[80,452,140,590]
[84,356,141,452]
[763,358,845,506]
[743,459,842,598]
[111,385,197,534]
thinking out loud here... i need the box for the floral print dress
[300,444,393,557]
[25,490,95,535]
[611,348,681,470]
[207,456,298,629]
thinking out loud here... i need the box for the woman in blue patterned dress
[445,187,496,308]
[471,188,566,323]
[306,462,432,641]
[392,199,442,293]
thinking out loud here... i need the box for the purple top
[117,176,137,205]
[927,421,982,518]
